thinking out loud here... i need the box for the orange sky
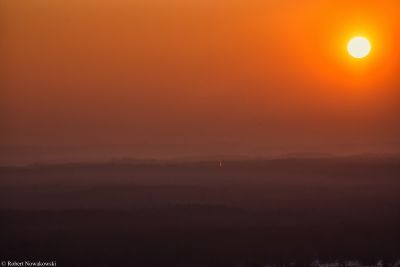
[1,0,399,162]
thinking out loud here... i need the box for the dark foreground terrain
[1,157,399,266]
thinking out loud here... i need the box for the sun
[347,36,371,59]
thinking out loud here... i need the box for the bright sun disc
[347,36,371,59]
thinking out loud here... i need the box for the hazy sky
[1,0,399,162]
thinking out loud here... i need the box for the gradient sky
[1,0,399,162]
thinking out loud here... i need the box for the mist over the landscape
[1,158,400,266]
